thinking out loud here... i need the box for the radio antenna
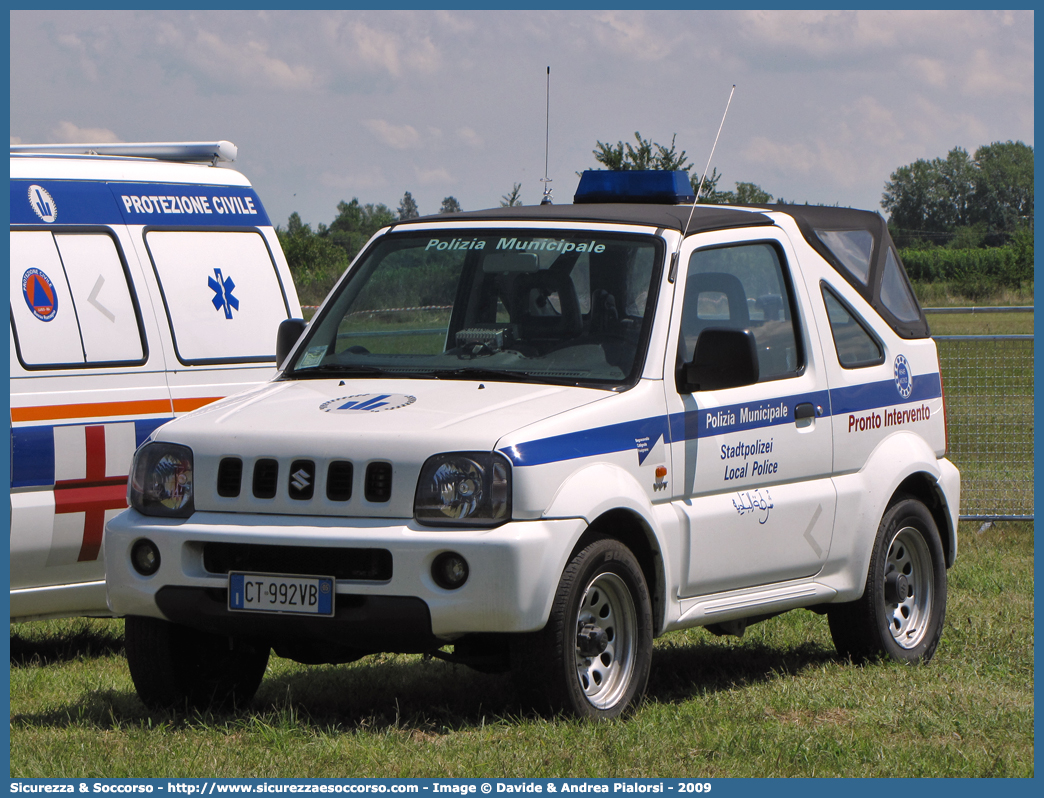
[540,66,553,205]
[670,85,734,279]
[684,85,734,230]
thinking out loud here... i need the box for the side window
[821,284,883,368]
[146,231,290,364]
[55,234,145,363]
[10,230,144,368]
[814,228,873,285]
[680,242,801,382]
[879,246,922,323]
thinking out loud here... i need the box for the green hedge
[899,245,1033,298]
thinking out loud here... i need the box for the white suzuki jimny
[104,170,960,719]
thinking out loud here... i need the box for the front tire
[512,538,653,719]
[828,498,947,664]
[124,616,270,712]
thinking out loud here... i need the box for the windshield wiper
[286,363,392,379]
[432,367,536,383]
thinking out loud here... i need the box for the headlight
[129,442,195,518]
[414,452,511,526]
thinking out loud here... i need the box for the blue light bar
[573,170,696,205]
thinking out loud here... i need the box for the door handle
[795,402,815,421]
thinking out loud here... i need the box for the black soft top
[394,202,928,339]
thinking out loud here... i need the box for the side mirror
[276,318,307,369]
[678,327,759,393]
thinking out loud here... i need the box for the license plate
[228,572,335,616]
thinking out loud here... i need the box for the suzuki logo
[288,460,315,500]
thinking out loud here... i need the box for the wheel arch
[569,507,667,637]
[823,430,956,599]
[892,472,957,569]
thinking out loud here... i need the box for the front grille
[216,458,243,497]
[327,461,353,501]
[203,542,392,581]
[253,459,279,499]
[365,462,393,502]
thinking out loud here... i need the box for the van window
[10,230,144,368]
[146,231,290,364]
[680,242,801,381]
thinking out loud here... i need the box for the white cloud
[963,47,1025,97]
[50,121,121,143]
[55,32,100,81]
[193,30,315,90]
[326,17,441,78]
[590,11,680,61]
[364,119,421,150]
[908,57,948,89]
[320,167,386,191]
[155,21,315,91]
[457,127,484,148]
[416,166,452,185]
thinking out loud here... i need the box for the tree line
[278,133,1033,304]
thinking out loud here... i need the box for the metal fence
[928,307,1034,520]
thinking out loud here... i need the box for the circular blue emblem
[28,184,57,223]
[320,394,416,413]
[22,268,59,322]
[893,354,913,399]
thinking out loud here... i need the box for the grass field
[10,291,1033,779]
[8,520,1034,778]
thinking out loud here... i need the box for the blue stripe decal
[10,425,55,489]
[499,376,941,469]
[501,416,670,468]
[10,417,170,489]
[11,180,271,227]
[685,389,831,439]
[830,374,942,415]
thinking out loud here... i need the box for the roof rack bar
[9,140,237,164]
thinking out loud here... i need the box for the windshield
[287,229,664,387]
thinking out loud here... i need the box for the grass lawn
[9,520,1033,779]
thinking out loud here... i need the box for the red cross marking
[53,425,128,562]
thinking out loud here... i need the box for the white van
[10,142,301,621]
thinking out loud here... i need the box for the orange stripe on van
[11,398,175,423]
[12,396,223,423]
[172,396,223,413]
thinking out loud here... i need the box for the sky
[9,9,1035,231]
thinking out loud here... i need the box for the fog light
[431,552,469,590]
[130,539,161,576]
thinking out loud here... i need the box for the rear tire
[828,498,947,664]
[511,538,653,720]
[124,616,270,712]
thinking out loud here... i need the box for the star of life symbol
[209,268,240,319]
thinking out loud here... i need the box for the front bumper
[104,509,586,641]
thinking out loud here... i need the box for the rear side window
[10,230,145,368]
[814,228,873,285]
[879,246,922,323]
[680,242,801,382]
[146,231,290,365]
[821,284,883,368]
